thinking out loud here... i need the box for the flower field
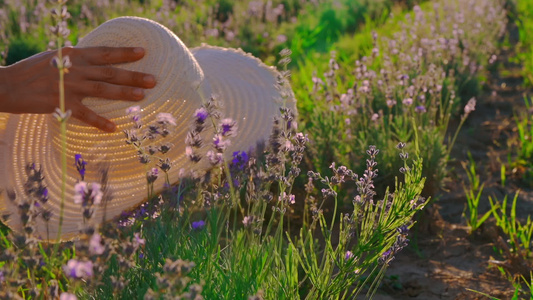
[0,0,532,299]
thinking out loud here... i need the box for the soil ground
[371,24,533,300]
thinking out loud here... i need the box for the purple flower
[402,98,413,106]
[464,97,476,115]
[133,232,145,247]
[89,233,105,255]
[213,134,231,152]
[74,154,87,180]
[415,105,426,113]
[126,105,141,115]
[281,192,296,205]
[242,216,254,227]
[219,118,237,137]
[206,150,223,166]
[231,151,249,170]
[74,182,103,206]
[194,108,208,123]
[146,168,159,184]
[63,259,93,278]
[185,146,202,163]
[192,220,205,230]
[60,293,77,300]
[158,158,172,173]
[345,251,354,261]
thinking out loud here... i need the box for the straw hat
[0,16,295,240]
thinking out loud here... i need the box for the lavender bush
[296,0,507,195]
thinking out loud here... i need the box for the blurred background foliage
[0,0,421,66]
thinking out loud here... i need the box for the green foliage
[293,0,506,196]
[461,152,495,234]
[4,36,45,66]
[512,95,533,187]
[515,0,533,86]
[489,191,533,267]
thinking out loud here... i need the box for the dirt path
[372,23,533,300]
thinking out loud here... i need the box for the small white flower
[464,97,476,115]
[74,182,103,205]
[60,293,77,300]
[63,259,93,278]
[126,105,141,115]
[156,113,177,126]
[89,233,105,255]
[133,232,145,247]
[53,108,72,122]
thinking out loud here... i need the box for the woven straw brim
[0,17,294,240]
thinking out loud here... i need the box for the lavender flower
[242,216,254,227]
[191,220,205,230]
[231,151,249,171]
[206,150,223,166]
[146,168,159,184]
[213,134,231,152]
[193,107,209,131]
[89,233,105,255]
[415,105,426,113]
[402,98,413,106]
[158,143,172,154]
[185,146,201,163]
[133,232,145,248]
[156,113,177,126]
[63,259,93,278]
[126,105,141,115]
[158,158,171,173]
[464,97,476,115]
[219,118,237,137]
[73,182,103,206]
[126,105,142,128]
[60,293,77,300]
[345,251,354,261]
[75,154,87,180]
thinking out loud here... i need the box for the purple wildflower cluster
[379,225,410,266]
[123,105,177,190]
[185,96,233,166]
[71,154,106,222]
[2,163,53,241]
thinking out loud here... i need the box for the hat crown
[75,16,210,121]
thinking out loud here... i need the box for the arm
[0,47,156,132]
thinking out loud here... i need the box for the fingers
[71,46,145,65]
[69,80,146,101]
[82,65,156,88]
[70,103,116,133]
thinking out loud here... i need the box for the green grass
[515,0,533,86]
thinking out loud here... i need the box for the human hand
[0,46,156,132]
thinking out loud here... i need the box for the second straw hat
[0,16,296,240]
